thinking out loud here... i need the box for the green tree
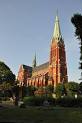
[27,86,37,96]
[0,82,13,99]
[79,82,82,94]
[22,85,28,98]
[0,61,15,84]
[55,83,66,98]
[65,82,79,97]
[0,61,15,100]
[71,14,82,76]
[46,85,54,93]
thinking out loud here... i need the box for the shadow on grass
[0,122,16,123]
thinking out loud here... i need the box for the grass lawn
[0,106,82,123]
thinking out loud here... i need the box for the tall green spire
[53,13,62,41]
[32,53,37,68]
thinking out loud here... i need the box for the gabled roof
[33,62,49,72]
[22,64,32,69]
[22,65,32,72]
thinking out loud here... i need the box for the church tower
[49,15,68,86]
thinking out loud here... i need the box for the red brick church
[17,15,68,88]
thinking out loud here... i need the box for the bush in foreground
[23,96,55,106]
[23,96,82,107]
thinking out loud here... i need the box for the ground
[0,106,82,123]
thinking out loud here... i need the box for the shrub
[46,96,55,105]
[23,96,55,106]
[55,97,82,107]
[23,96,43,106]
[55,83,66,98]
[23,96,82,107]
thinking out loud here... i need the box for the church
[17,15,68,88]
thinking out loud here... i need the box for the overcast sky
[0,0,82,82]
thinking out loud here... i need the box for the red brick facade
[49,38,68,86]
[17,15,68,87]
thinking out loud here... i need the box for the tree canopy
[65,82,79,91]
[71,13,82,70]
[79,82,82,94]
[46,85,54,93]
[55,83,66,98]
[0,61,15,84]
[55,82,79,98]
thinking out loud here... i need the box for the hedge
[23,96,55,106]
[23,96,82,107]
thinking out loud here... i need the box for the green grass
[0,106,82,123]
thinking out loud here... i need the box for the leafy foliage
[46,85,54,93]
[27,86,37,96]
[0,61,15,84]
[55,83,66,98]
[23,95,82,107]
[71,13,82,70]
[0,61,15,100]
[71,14,82,40]
[23,96,44,106]
[79,82,82,94]
[65,82,79,97]
[55,97,82,107]
[23,96,55,106]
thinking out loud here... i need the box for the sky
[0,0,82,82]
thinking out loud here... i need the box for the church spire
[53,14,62,41]
[32,53,37,68]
